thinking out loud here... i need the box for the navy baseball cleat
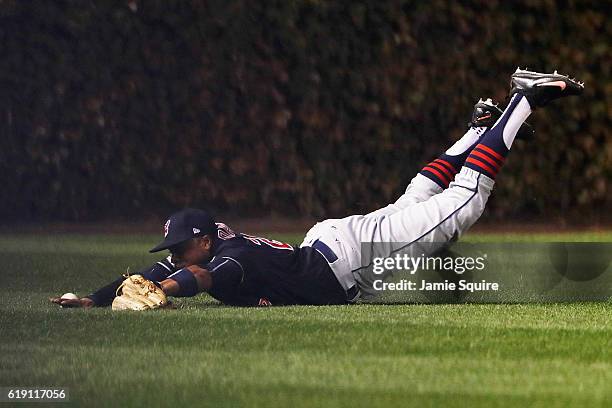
[468,98,535,140]
[510,68,585,108]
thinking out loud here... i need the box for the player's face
[169,236,212,268]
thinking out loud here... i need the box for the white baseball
[60,292,79,300]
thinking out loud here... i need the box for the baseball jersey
[203,224,347,306]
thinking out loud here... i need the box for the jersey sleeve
[204,256,274,307]
[87,256,177,306]
[205,256,244,295]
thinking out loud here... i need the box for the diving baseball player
[50,68,584,308]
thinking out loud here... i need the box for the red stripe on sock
[475,144,505,162]
[474,146,505,166]
[423,166,450,186]
[466,157,498,177]
[429,161,454,179]
[470,150,502,171]
[434,159,458,174]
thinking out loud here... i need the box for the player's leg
[352,69,584,292]
[303,69,583,299]
[364,99,533,219]
[308,106,515,295]
[363,127,484,219]
[305,106,491,286]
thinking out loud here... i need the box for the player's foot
[510,68,585,108]
[468,98,535,140]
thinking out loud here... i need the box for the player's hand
[49,296,95,308]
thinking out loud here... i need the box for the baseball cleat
[510,68,585,108]
[468,98,535,140]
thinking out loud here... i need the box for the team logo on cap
[258,298,272,306]
[164,220,171,237]
[193,228,200,234]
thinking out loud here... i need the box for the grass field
[1,232,611,407]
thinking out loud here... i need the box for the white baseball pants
[301,168,495,299]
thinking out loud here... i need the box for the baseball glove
[112,274,168,311]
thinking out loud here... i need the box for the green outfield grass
[1,232,611,407]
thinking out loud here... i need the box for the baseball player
[50,68,584,309]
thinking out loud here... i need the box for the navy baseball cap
[149,208,217,253]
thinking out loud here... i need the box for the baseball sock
[420,126,487,189]
[464,93,532,179]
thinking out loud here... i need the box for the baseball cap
[149,208,217,253]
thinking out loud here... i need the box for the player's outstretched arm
[48,257,178,308]
[158,265,213,297]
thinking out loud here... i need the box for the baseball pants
[301,94,532,300]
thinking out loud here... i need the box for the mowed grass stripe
[3,305,612,362]
[1,344,611,404]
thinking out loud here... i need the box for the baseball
[61,292,79,300]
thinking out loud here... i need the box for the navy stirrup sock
[464,93,532,180]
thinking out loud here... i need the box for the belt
[312,239,359,302]
[312,239,338,263]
